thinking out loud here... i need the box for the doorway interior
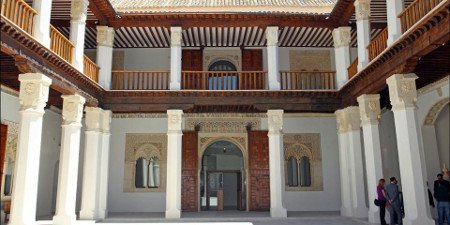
[200,140,245,211]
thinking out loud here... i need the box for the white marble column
[97,110,112,219]
[266,26,280,90]
[53,94,85,225]
[335,109,353,217]
[267,110,287,218]
[386,74,435,225]
[357,94,384,223]
[386,0,404,46]
[96,26,115,90]
[32,0,52,47]
[170,27,182,90]
[165,110,183,218]
[355,0,371,71]
[332,27,351,89]
[9,73,51,225]
[69,0,89,71]
[79,107,103,220]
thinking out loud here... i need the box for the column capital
[386,73,418,111]
[101,110,112,133]
[170,27,182,47]
[357,94,381,126]
[266,26,279,46]
[335,106,360,133]
[267,109,284,132]
[18,73,52,112]
[70,0,89,21]
[97,26,115,47]
[354,0,371,20]
[332,27,351,48]
[167,109,183,131]
[62,94,85,125]
[85,107,103,132]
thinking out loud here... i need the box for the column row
[336,73,434,225]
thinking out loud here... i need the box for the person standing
[377,178,388,225]
[434,173,450,225]
[386,177,403,225]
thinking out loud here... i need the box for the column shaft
[387,0,404,46]
[9,73,51,225]
[69,0,89,71]
[266,27,280,90]
[32,0,52,47]
[347,129,368,217]
[267,110,287,218]
[96,26,114,90]
[165,110,183,218]
[97,110,111,219]
[337,131,353,217]
[53,95,85,225]
[170,27,182,90]
[332,27,351,89]
[354,0,371,71]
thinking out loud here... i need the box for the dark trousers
[389,202,403,225]
[379,200,387,225]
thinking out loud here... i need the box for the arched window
[147,157,160,188]
[287,157,299,187]
[207,60,238,90]
[3,157,12,195]
[135,157,147,188]
[300,156,311,187]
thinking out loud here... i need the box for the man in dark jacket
[386,177,402,225]
[434,173,450,225]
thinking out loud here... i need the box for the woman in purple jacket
[377,178,387,225]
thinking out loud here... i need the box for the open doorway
[200,140,245,211]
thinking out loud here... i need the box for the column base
[351,206,368,218]
[79,209,97,220]
[340,206,353,217]
[97,209,108,220]
[368,208,380,223]
[270,207,287,218]
[169,82,181,90]
[53,213,76,225]
[165,209,181,219]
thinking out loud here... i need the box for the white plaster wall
[262,115,341,211]
[435,105,449,168]
[108,117,168,212]
[379,110,401,183]
[122,48,171,70]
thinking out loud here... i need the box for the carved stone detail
[267,110,283,133]
[357,94,381,126]
[61,94,85,125]
[335,106,360,132]
[354,0,371,21]
[124,134,167,192]
[386,73,419,111]
[284,133,323,191]
[423,97,450,125]
[170,27,182,47]
[332,27,351,48]
[18,73,52,112]
[97,26,115,47]
[185,114,260,133]
[71,0,89,21]
[167,110,183,131]
[85,107,102,132]
[266,26,279,46]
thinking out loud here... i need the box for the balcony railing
[50,25,74,63]
[83,55,99,82]
[111,70,170,90]
[280,71,336,90]
[348,58,359,79]
[182,71,267,90]
[367,28,388,61]
[399,0,444,33]
[1,0,36,35]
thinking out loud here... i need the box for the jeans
[437,201,450,225]
[389,202,403,225]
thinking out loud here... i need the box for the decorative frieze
[386,73,419,111]
[61,94,85,125]
[96,26,115,47]
[185,114,261,133]
[18,73,52,112]
[332,27,351,48]
[354,0,371,21]
[357,94,381,126]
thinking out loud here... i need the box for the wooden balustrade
[1,0,37,34]
[348,58,359,79]
[367,28,388,61]
[50,25,74,63]
[280,71,336,90]
[111,71,170,90]
[83,55,99,82]
[399,0,443,33]
[182,71,267,90]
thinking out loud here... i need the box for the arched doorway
[200,140,245,211]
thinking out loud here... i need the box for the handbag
[374,199,381,206]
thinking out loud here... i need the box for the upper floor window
[208,60,238,90]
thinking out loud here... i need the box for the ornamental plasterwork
[1,121,19,198]
[289,50,331,71]
[185,115,260,133]
[203,49,242,71]
[123,134,167,192]
[284,133,323,191]
[386,73,418,110]
[423,97,450,125]
[112,113,166,118]
[332,27,351,48]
